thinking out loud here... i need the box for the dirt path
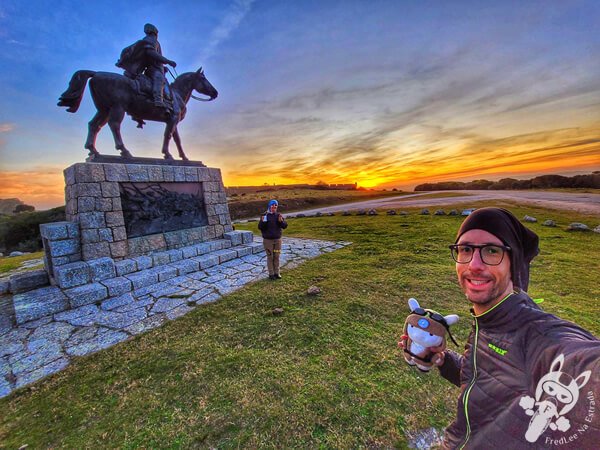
[282,190,600,217]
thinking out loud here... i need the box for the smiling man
[433,207,600,449]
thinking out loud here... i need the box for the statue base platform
[86,154,205,167]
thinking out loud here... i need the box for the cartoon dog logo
[519,354,591,443]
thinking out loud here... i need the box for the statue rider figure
[116,23,177,108]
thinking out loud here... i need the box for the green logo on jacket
[488,343,508,356]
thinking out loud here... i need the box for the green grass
[1,201,598,448]
[0,251,44,275]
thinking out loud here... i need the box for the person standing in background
[258,200,287,280]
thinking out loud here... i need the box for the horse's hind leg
[172,128,188,161]
[85,110,109,156]
[107,107,133,158]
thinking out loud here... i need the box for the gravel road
[283,190,600,217]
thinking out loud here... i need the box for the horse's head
[193,67,218,101]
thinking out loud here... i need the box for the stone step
[2,232,262,328]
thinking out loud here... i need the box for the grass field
[1,201,598,448]
[227,188,409,219]
[0,251,44,275]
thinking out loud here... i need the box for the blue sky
[0,0,599,209]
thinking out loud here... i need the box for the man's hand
[168,60,177,68]
[429,344,446,367]
[278,214,284,222]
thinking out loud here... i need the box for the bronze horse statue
[58,68,217,160]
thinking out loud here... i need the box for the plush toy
[400,298,459,372]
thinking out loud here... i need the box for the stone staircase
[1,230,261,333]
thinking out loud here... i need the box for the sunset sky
[1,0,599,209]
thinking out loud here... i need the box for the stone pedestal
[39,160,233,287]
[63,161,232,261]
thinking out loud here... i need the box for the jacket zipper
[457,292,515,449]
[458,317,479,450]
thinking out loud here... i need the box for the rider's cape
[116,39,152,78]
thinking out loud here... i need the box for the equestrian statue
[58,23,218,160]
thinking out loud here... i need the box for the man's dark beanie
[455,207,540,291]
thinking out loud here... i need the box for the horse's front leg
[162,121,176,160]
[107,107,133,158]
[85,110,109,156]
[172,128,188,161]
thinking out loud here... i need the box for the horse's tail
[57,70,96,113]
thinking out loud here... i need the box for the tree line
[414,172,600,191]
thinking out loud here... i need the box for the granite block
[147,165,164,181]
[224,231,244,246]
[112,197,122,211]
[104,164,128,181]
[152,265,178,282]
[162,166,174,181]
[132,256,153,270]
[241,231,254,244]
[105,211,125,227]
[13,287,69,324]
[126,165,149,182]
[65,282,108,308]
[64,165,76,185]
[223,224,234,233]
[76,183,102,197]
[79,211,106,229]
[0,280,10,295]
[101,182,120,197]
[54,261,91,289]
[77,196,96,212]
[40,222,69,240]
[215,203,229,215]
[82,242,111,260]
[235,246,252,258]
[181,246,198,258]
[173,166,186,182]
[9,270,49,294]
[48,239,80,257]
[112,226,127,241]
[66,222,80,239]
[115,259,137,276]
[194,254,219,269]
[98,228,114,242]
[100,277,132,297]
[170,259,200,275]
[88,257,116,281]
[65,328,128,357]
[197,167,211,181]
[109,241,128,259]
[184,167,199,181]
[74,163,105,182]
[152,251,171,266]
[82,229,100,243]
[125,269,159,290]
[96,197,113,211]
[101,292,135,311]
[166,249,183,262]
[250,242,264,254]
[194,242,212,255]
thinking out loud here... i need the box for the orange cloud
[0,169,64,210]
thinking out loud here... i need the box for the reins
[166,67,213,102]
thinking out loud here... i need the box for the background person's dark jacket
[439,291,600,449]
[258,212,287,239]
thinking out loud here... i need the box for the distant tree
[13,204,35,213]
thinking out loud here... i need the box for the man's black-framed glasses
[412,307,458,346]
[448,244,511,266]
